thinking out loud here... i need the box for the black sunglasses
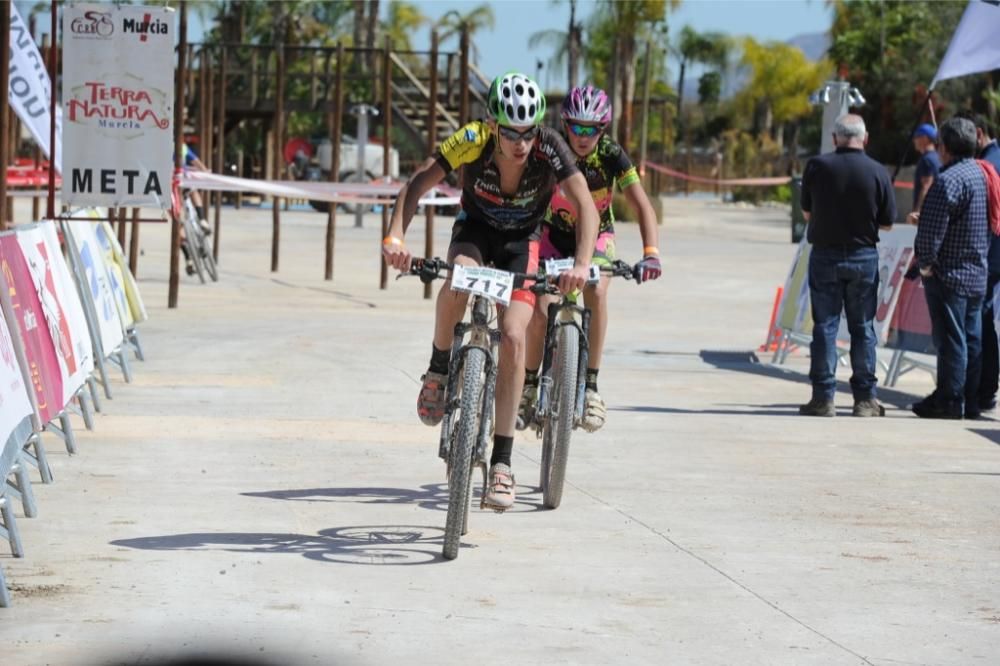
[498,125,539,143]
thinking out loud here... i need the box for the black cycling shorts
[448,212,539,306]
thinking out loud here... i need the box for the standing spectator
[912,117,989,419]
[799,114,896,417]
[906,124,941,225]
[957,111,1000,413]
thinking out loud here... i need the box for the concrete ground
[1,197,998,666]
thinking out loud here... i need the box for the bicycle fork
[536,302,591,427]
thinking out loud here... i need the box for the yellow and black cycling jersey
[545,134,640,236]
[434,120,579,232]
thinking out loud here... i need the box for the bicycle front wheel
[542,324,579,509]
[200,236,219,282]
[443,347,486,560]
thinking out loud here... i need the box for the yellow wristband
[383,236,403,246]
[643,246,660,256]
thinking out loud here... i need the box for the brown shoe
[417,371,447,426]
[799,398,835,417]
[853,398,886,417]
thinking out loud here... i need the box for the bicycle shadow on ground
[111,525,458,565]
[242,482,547,513]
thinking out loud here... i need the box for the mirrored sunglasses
[567,122,605,137]
[498,125,540,142]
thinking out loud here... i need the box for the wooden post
[0,1,10,230]
[272,43,285,273]
[684,125,693,196]
[326,42,344,282]
[169,1,188,308]
[214,47,227,261]
[424,31,440,300]
[459,26,470,126]
[380,37,393,290]
[129,207,140,277]
[198,48,208,159]
[117,207,127,247]
[638,40,652,176]
[45,1,58,221]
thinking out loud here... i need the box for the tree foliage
[828,0,974,163]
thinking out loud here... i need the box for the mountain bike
[403,257,570,560]
[530,259,639,509]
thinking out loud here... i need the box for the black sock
[586,368,599,391]
[181,244,191,262]
[524,368,539,387]
[490,435,513,467]
[428,345,450,375]
[195,205,207,220]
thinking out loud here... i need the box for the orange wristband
[382,236,403,246]
[643,246,660,256]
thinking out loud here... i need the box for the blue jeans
[808,246,879,401]
[923,275,983,409]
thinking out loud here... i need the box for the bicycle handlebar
[401,257,641,290]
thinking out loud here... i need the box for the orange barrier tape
[644,161,789,187]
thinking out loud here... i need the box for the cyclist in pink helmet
[519,84,662,433]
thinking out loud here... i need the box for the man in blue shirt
[959,112,1000,413]
[907,123,941,225]
[913,117,989,419]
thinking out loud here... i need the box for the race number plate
[544,258,601,283]
[450,265,515,306]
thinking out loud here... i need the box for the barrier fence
[0,211,146,607]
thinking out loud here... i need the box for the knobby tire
[443,348,486,560]
[542,324,579,509]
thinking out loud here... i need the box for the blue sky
[410,0,834,89]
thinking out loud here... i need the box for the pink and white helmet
[561,85,612,125]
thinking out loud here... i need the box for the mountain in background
[681,31,832,101]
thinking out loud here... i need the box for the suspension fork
[575,307,592,423]
[476,327,502,466]
[536,300,562,421]
[438,319,472,461]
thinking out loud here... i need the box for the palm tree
[674,27,730,132]
[436,4,495,66]
[528,0,583,89]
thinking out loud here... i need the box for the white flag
[932,0,1000,88]
[7,3,63,173]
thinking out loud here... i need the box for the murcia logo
[123,15,169,42]
[70,10,114,38]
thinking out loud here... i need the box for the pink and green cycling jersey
[545,134,640,235]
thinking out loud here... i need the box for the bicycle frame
[536,297,591,429]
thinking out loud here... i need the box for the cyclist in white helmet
[383,72,600,510]
[519,84,662,433]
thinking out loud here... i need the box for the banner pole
[170,1,188,309]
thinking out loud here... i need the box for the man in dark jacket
[959,112,1000,413]
[913,117,990,419]
[799,114,896,417]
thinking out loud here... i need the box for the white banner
[932,0,1000,87]
[67,219,125,359]
[8,3,63,172]
[16,222,95,407]
[98,221,147,325]
[62,4,175,209]
[0,302,34,457]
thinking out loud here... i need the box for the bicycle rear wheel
[184,235,206,284]
[443,348,486,560]
[542,324,579,509]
